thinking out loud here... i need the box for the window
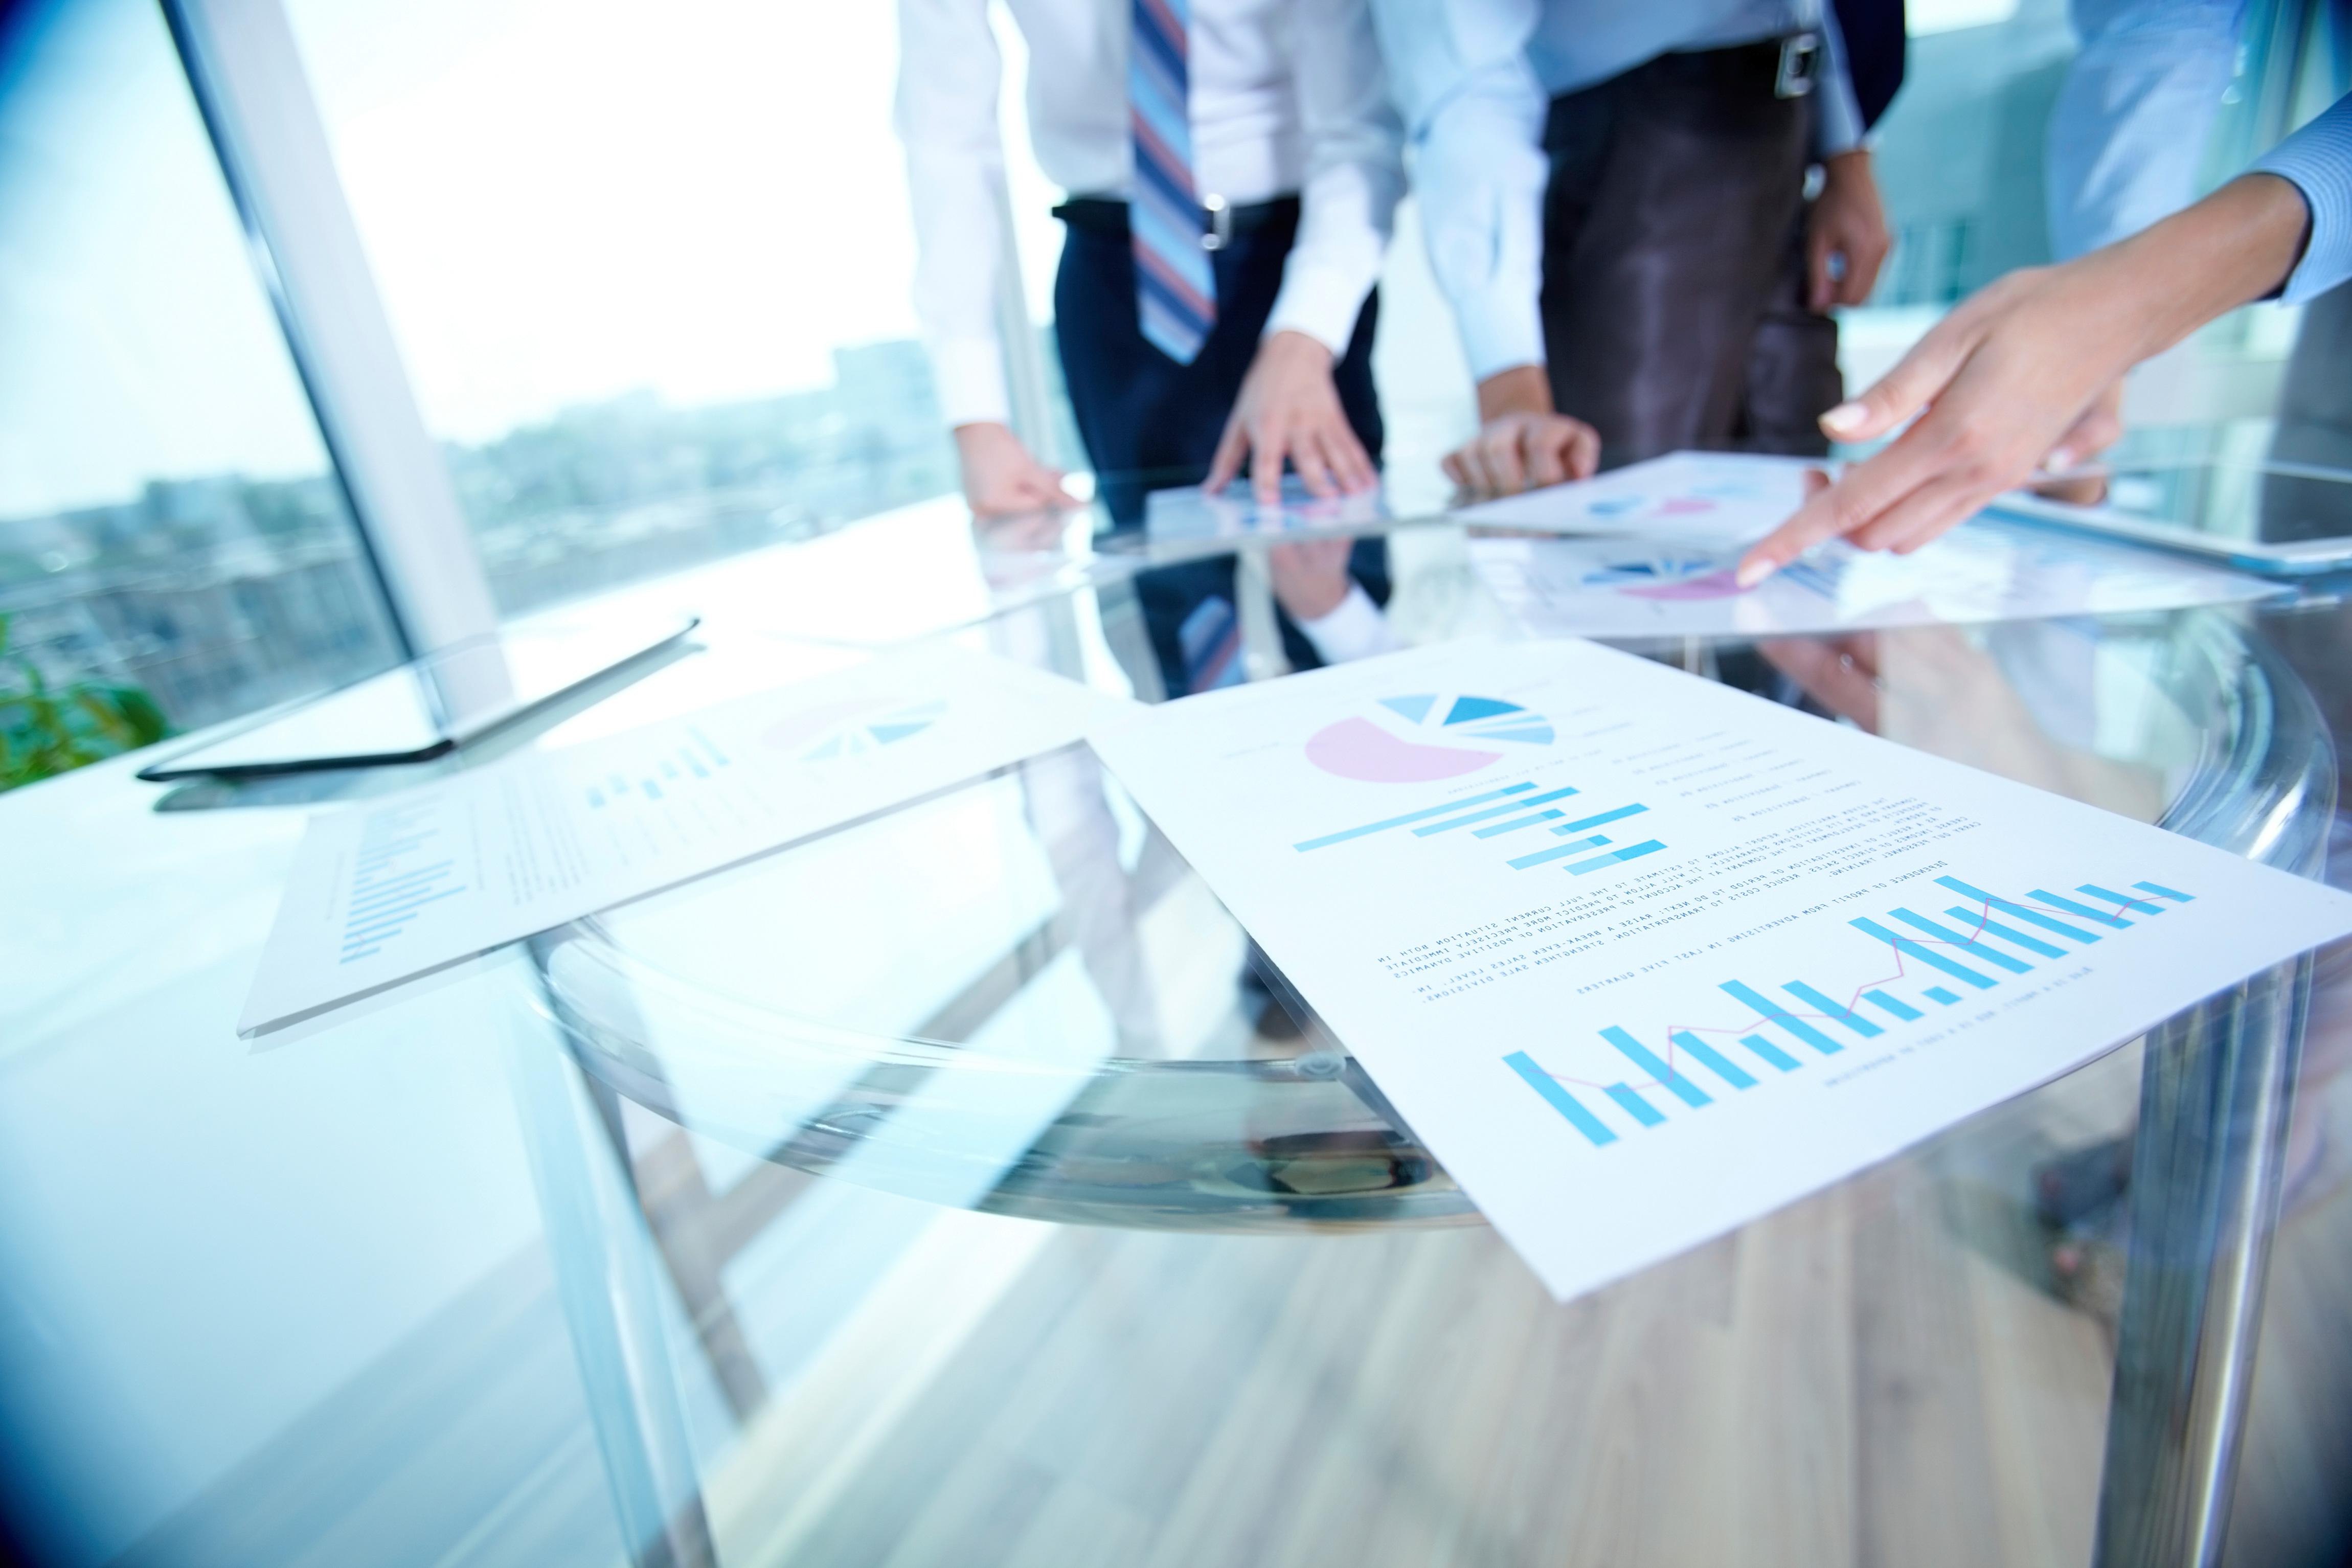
[280,0,1004,618]
[0,0,402,759]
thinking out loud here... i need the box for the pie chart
[1305,693,1555,783]
[763,697,945,760]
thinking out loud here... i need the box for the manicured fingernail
[1735,557,1777,589]
[1820,402,1866,435]
[2046,446,2075,472]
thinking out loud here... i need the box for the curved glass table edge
[524,605,2334,1233]
[505,598,2336,1568]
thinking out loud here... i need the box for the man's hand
[1735,172,2313,586]
[1442,365,1601,498]
[1806,149,1891,312]
[1205,331,1377,502]
[954,422,1080,518]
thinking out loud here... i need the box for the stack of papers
[240,644,1128,1034]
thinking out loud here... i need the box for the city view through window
[1,0,2295,766]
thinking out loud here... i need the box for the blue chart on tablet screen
[1506,875,2195,1147]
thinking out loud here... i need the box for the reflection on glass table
[512,537,2339,1567]
[9,503,2352,1568]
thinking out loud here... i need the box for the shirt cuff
[1293,582,1400,665]
[926,334,1012,429]
[1451,283,1548,386]
[1266,261,1372,357]
[2250,99,2352,306]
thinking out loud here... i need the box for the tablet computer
[1986,455,2352,576]
[136,612,697,781]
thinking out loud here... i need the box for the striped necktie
[1128,0,1216,363]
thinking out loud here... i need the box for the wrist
[1261,328,1336,369]
[1476,365,1554,422]
[2098,175,2313,361]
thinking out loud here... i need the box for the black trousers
[1541,40,1844,470]
[1053,197,1390,695]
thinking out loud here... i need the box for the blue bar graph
[1567,840,1666,875]
[1294,783,1538,851]
[1887,909,2035,974]
[1505,872,2202,1151]
[1605,1084,1666,1126]
[1509,835,1609,870]
[1934,876,2101,943]
[1601,1027,1713,1108]
[1554,802,1649,835]
[1721,980,1844,1055]
[1414,785,1579,835]
[1473,809,1564,838]
[2079,882,2166,915]
[1849,918,1997,989]
[2030,890,2133,928]
[1943,910,2067,960]
[1783,980,1883,1038]
[1505,1052,1617,1146]
[1863,989,1921,1021]
[1669,1030,1756,1089]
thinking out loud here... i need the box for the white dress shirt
[1369,0,1866,384]
[895,0,1404,430]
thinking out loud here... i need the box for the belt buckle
[1775,33,1820,99]
[1201,194,1232,253]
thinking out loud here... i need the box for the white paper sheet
[1143,476,1395,550]
[1472,518,2279,640]
[1453,451,1824,544]
[1089,639,2352,1301]
[241,645,1129,1034]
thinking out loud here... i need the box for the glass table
[3,503,2349,1568]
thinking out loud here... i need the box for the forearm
[1477,364,1553,421]
[2091,172,2312,363]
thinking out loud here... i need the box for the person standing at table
[894,0,1407,694]
[1370,0,1896,490]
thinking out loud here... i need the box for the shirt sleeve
[1809,2,1866,161]
[2251,93,2352,306]
[893,0,1012,428]
[1265,0,1407,354]
[1370,0,1550,382]
[1293,582,1401,664]
[2043,0,2241,260]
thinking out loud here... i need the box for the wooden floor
[688,1044,2220,1568]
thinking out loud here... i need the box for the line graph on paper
[1503,874,2195,1147]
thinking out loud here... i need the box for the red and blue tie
[1129,0,1216,363]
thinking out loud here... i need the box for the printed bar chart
[1293,782,1537,851]
[1294,777,1667,878]
[1415,785,1579,835]
[1505,873,2198,1148]
[341,803,464,964]
[1510,835,1610,870]
[1474,809,1567,838]
[1568,840,1666,875]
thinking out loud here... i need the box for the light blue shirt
[2045,0,2245,261]
[1371,0,1866,381]
[2253,94,2352,304]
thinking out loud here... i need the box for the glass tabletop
[4,506,2351,1568]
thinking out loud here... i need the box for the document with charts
[1452,450,1823,545]
[1089,639,2352,1301]
[1471,518,2276,640]
[241,644,1126,1034]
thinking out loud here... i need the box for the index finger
[1252,425,1288,504]
[1735,429,1953,586]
